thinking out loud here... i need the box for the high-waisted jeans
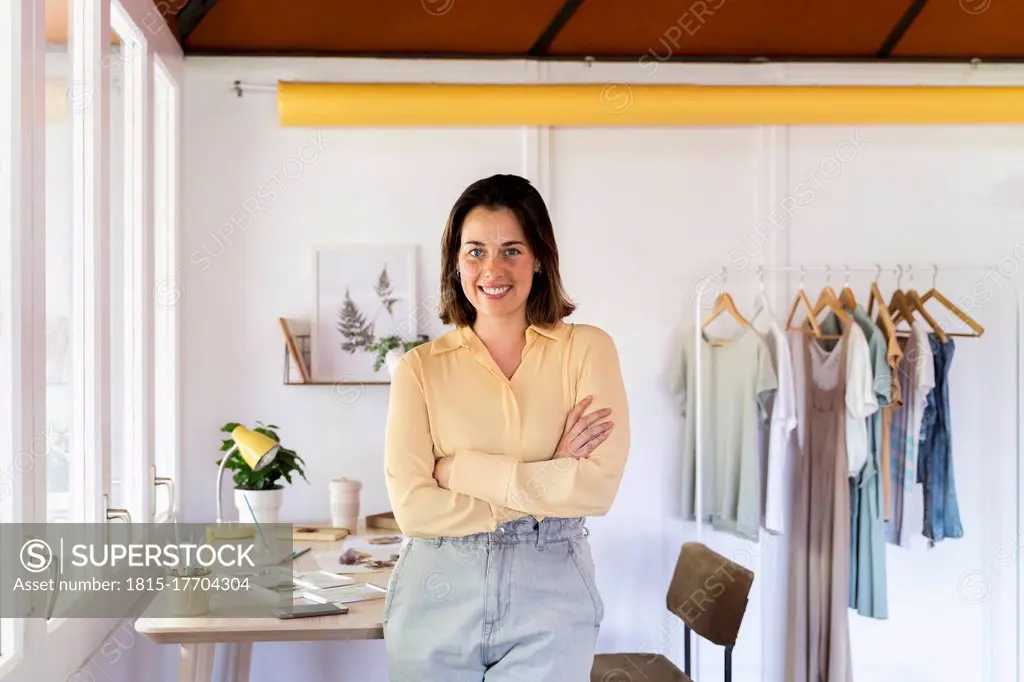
[382,515,604,681]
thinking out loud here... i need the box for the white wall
[128,57,1024,682]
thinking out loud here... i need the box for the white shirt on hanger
[751,299,798,535]
[844,323,880,477]
[805,320,878,476]
[900,320,935,547]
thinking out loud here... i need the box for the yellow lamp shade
[231,426,280,471]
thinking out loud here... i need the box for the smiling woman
[382,174,631,681]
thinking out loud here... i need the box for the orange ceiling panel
[549,0,909,59]
[162,0,1024,61]
[185,0,568,54]
[46,0,125,44]
[893,1,1024,59]
[46,0,73,44]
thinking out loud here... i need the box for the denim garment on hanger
[917,334,964,543]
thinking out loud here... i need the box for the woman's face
[457,205,539,324]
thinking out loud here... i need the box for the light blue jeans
[382,515,604,681]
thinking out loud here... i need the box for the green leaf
[255,427,281,443]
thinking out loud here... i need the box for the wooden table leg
[178,643,215,682]
[228,643,253,682]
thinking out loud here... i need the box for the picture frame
[311,244,418,383]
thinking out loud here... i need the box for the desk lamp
[216,425,280,524]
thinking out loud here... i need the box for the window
[1,0,24,670]
[1,0,184,678]
[0,0,14,535]
[152,55,180,522]
[44,0,75,523]
[108,34,126,515]
[108,4,149,526]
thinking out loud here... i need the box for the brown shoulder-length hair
[438,174,576,328]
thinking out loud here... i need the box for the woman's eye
[504,248,520,256]
[468,248,483,257]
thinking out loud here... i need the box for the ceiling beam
[878,0,930,58]
[178,0,221,46]
[529,0,586,57]
[182,48,1024,64]
[145,0,184,46]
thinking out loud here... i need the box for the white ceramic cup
[165,567,211,617]
[329,478,362,532]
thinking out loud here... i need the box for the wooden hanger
[885,265,916,333]
[839,265,857,310]
[917,265,984,338]
[807,267,850,341]
[784,267,823,338]
[867,264,883,316]
[701,272,748,346]
[890,265,948,343]
[864,265,900,364]
[868,269,897,348]
[867,265,883,316]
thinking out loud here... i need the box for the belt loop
[535,519,545,551]
[430,537,443,548]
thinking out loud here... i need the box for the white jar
[329,478,362,531]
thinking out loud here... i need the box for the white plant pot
[234,487,283,524]
[385,348,403,378]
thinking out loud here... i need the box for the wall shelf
[279,317,424,387]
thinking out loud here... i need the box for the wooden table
[135,526,397,682]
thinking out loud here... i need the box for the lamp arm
[216,444,238,524]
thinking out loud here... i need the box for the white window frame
[110,0,151,528]
[151,51,181,523]
[0,0,43,675]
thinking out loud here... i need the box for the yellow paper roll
[276,81,1024,127]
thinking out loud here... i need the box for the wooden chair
[591,542,755,682]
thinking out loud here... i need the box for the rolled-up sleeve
[383,354,499,538]
[447,327,630,518]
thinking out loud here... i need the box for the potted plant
[366,334,430,377]
[215,421,308,524]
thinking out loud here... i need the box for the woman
[382,173,630,681]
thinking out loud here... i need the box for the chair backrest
[665,541,754,647]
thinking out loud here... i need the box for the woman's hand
[554,395,614,459]
[433,455,454,490]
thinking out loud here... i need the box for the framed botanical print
[311,244,417,383]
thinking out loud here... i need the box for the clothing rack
[690,263,1010,543]
[686,262,1022,680]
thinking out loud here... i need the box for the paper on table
[312,535,408,574]
[299,582,387,605]
[293,570,355,590]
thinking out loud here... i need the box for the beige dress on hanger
[785,324,854,682]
